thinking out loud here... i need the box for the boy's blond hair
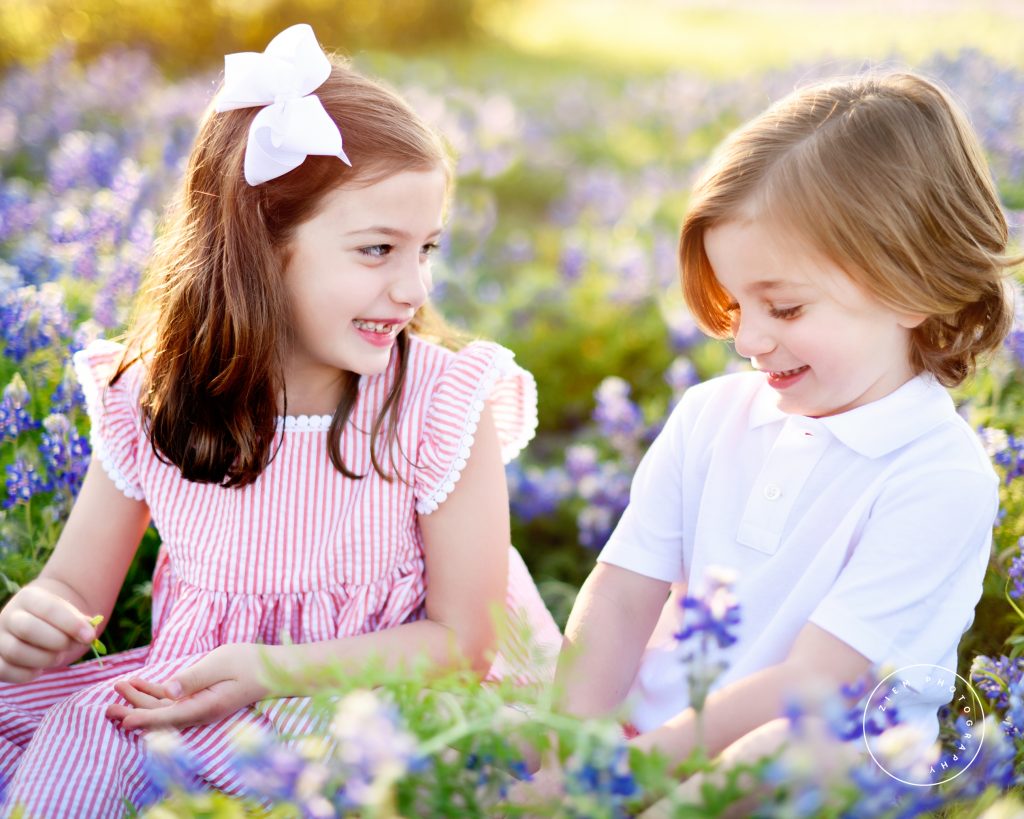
[681,71,1018,387]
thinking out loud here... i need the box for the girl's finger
[126,677,177,701]
[4,608,77,652]
[113,679,167,709]
[119,697,210,731]
[0,632,61,671]
[19,587,95,644]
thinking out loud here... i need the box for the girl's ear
[898,312,928,329]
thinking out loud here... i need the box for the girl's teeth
[354,320,392,334]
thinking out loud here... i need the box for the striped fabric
[0,336,560,817]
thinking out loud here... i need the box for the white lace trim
[276,414,334,431]
[415,346,537,516]
[72,345,146,502]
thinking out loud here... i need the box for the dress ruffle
[414,341,538,515]
[72,339,146,501]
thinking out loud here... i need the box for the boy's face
[281,168,446,413]
[704,218,924,418]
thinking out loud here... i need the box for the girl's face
[704,218,924,418]
[282,167,446,413]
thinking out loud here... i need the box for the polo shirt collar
[748,373,954,458]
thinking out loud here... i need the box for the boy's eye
[360,244,392,258]
[769,305,803,320]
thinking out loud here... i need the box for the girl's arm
[631,622,870,763]
[108,406,511,729]
[0,457,151,682]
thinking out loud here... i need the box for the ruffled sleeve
[71,338,146,501]
[415,341,538,515]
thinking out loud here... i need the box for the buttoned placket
[736,417,830,554]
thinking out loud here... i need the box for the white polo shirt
[598,371,997,741]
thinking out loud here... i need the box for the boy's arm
[631,622,870,763]
[557,562,671,717]
[0,457,151,680]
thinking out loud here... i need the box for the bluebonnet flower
[674,566,742,651]
[133,730,204,809]
[506,462,573,522]
[39,412,91,501]
[7,235,63,286]
[1,373,35,441]
[564,444,600,482]
[3,457,47,509]
[330,689,418,810]
[944,715,1021,800]
[664,356,699,399]
[562,735,638,819]
[971,654,1024,712]
[1007,549,1024,600]
[559,242,586,282]
[674,567,742,713]
[593,377,644,444]
[0,179,41,244]
[47,130,120,194]
[49,364,86,415]
[1,283,71,362]
[575,462,631,550]
[230,725,332,815]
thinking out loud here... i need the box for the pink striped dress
[0,335,561,817]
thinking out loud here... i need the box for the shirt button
[763,483,782,501]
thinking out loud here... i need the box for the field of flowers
[2,42,1024,816]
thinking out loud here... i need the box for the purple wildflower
[674,567,742,651]
[3,457,47,509]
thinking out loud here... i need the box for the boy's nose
[732,317,775,359]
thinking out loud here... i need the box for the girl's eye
[360,244,392,258]
[769,305,803,320]
[420,242,440,257]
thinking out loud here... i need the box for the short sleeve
[414,341,538,515]
[597,392,691,583]
[71,339,146,501]
[809,467,996,666]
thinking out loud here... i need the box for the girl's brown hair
[681,71,1019,387]
[115,56,457,487]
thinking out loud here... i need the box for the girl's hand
[105,643,270,730]
[0,584,99,683]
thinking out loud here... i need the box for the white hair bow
[214,24,351,186]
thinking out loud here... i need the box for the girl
[0,24,560,816]
[535,71,1018,797]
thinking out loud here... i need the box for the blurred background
[1,0,1023,659]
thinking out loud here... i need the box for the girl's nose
[391,255,431,309]
[732,315,775,359]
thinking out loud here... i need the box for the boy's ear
[898,312,928,329]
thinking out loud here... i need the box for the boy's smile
[704,217,925,418]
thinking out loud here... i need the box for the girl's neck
[280,371,348,418]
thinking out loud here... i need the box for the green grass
[477,0,1024,76]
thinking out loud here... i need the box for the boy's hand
[0,585,99,683]
[105,643,270,730]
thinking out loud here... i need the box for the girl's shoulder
[71,338,147,411]
[401,334,530,403]
[71,338,149,500]
[401,335,538,503]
